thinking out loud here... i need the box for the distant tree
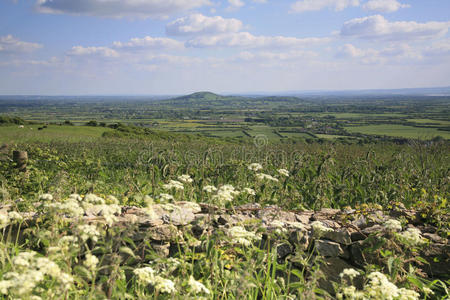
[86,120,98,127]
[64,120,74,126]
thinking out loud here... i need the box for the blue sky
[0,0,449,95]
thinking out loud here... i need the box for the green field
[345,124,450,139]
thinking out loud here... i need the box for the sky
[0,0,449,95]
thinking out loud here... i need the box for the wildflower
[228,226,261,246]
[203,185,218,193]
[243,188,256,195]
[178,174,193,183]
[248,163,263,171]
[212,184,240,204]
[256,173,279,182]
[366,272,400,299]
[339,268,360,280]
[270,220,287,233]
[384,219,402,232]
[69,194,82,201]
[0,213,9,229]
[422,287,434,295]
[158,193,174,202]
[277,169,290,177]
[77,224,101,242]
[84,253,99,271]
[47,198,84,217]
[133,267,156,285]
[336,285,365,300]
[163,180,184,191]
[397,288,420,300]
[8,211,23,222]
[83,194,105,205]
[311,221,333,238]
[39,193,53,201]
[398,228,425,246]
[188,276,210,294]
[153,276,176,294]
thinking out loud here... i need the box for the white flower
[188,276,210,294]
[228,226,261,246]
[248,163,263,171]
[366,272,400,299]
[339,268,360,280]
[158,193,174,202]
[311,221,333,237]
[77,224,101,242]
[178,174,193,183]
[84,253,99,271]
[163,180,184,191]
[153,276,176,294]
[277,169,290,177]
[256,173,279,182]
[8,211,23,222]
[0,213,9,229]
[39,193,53,201]
[397,288,420,300]
[212,184,240,205]
[243,188,256,195]
[384,219,402,232]
[203,185,217,193]
[398,228,425,246]
[133,267,156,285]
[83,194,105,205]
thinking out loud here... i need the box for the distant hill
[156,91,306,108]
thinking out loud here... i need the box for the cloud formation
[291,0,359,13]
[0,35,42,53]
[113,36,183,50]
[340,15,450,41]
[186,32,330,48]
[166,14,243,36]
[67,46,120,58]
[35,0,210,18]
[363,0,410,13]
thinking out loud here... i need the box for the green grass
[0,125,111,143]
[345,124,450,139]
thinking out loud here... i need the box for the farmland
[0,92,449,299]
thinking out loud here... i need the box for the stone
[349,241,366,268]
[276,243,293,259]
[147,225,178,241]
[421,243,450,277]
[362,224,383,235]
[350,231,366,242]
[317,257,363,295]
[323,228,352,245]
[169,208,195,226]
[422,233,444,243]
[289,230,310,251]
[315,240,344,257]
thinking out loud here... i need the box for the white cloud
[0,35,42,53]
[340,15,450,40]
[423,39,450,57]
[67,46,120,58]
[166,14,242,36]
[186,32,330,48]
[336,43,422,64]
[252,0,267,3]
[290,0,359,13]
[113,36,183,50]
[363,0,410,13]
[227,0,245,11]
[35,0,211,19]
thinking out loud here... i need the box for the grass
[345,124,450,139]
[0,125,111,143]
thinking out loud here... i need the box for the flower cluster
[163,180,184,191]
[133,267,176,294]
[0,251,73,297]
[277,169,290,177]
[188,276,210,295]
[203,185,218,193]
[337,271,420,300]
[398,228,425,246]
[256,173,279,182]
[177,174,193,183]
[248,163,263,171]
[228,226,261,247]
[384,219,402,232]
[243,187,256,196]
[212,184,240,205]
[311,221,333,238]
[83,253,99,272]
[77,224,101,243]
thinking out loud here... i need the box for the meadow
[0,93,449,299]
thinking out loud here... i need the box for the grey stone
[276,243,293,259]
[315,240,344,257]
[323,228,352,245]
